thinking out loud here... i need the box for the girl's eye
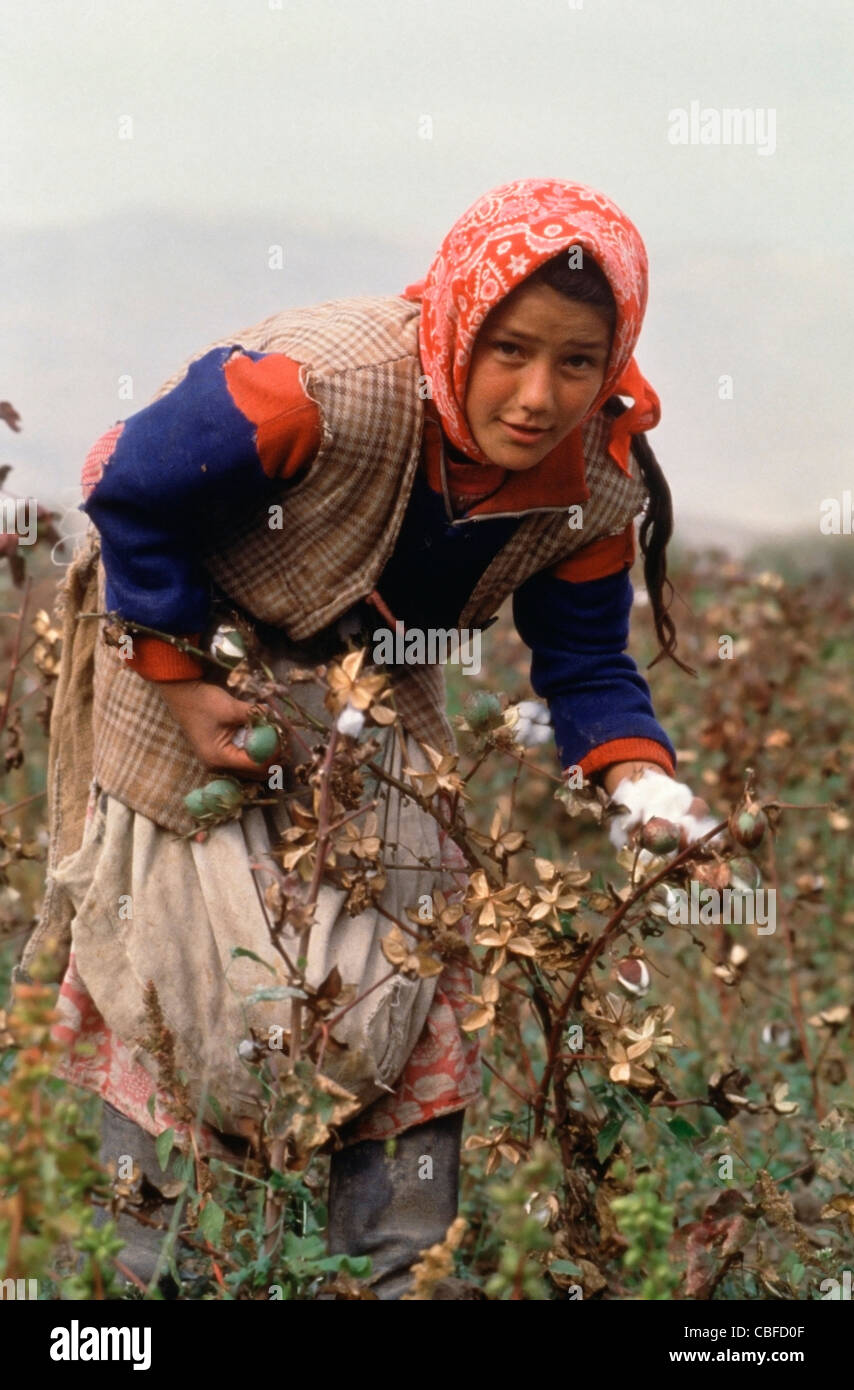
[493,339,523,357]
[564,355,593,370]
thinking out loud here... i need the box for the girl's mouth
[499,420,550,444]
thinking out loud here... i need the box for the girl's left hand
[158,678,283,780]
[606,766,721,854]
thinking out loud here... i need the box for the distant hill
[670,513,854,584]
[672,513,769,560]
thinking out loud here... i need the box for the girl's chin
[494,456,545,472]
[480,444,550,470]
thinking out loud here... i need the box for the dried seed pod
[761,1021,792,1049]
[615,956,650,996]
[728,806,768,849]
[728,769,768,849]
[640,817,682,855]
[210,624,247,667]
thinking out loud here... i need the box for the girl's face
[463,280,612,470]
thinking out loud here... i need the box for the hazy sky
[3,0,852,554]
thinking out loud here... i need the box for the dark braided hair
[526,252,695,677]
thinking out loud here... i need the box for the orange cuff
[575,738,676,783]
[124,634,204,682]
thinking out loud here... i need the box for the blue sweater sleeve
[81,346,282,634]
[512,565,677,775]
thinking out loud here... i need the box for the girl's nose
[515,362,557,418]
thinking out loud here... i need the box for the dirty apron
[49,633,480,1147]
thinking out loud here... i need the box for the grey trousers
[98,1102,466,1299]
[95,1101,188,1295]
[327,1110,465,1300]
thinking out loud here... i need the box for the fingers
[209,736,285,782]
[184,718,281,781]
[179,683,285,780]
[164,680,292,786]
[211,750,271,782]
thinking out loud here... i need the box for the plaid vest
[54,296,650,848]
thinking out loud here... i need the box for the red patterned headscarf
[402,178,660,476]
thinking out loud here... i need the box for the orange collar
[422,402,590,519]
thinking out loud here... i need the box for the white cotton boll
[526,722,553,746]
[210,624,247,665]
[608,770,692,852]
[517,699,550,725]
[609,772,722,854]
[516,700,541,721]
[611,771,693,822]
[336,702,366,737]
[609,814,635,852]
[639,779,695,823]
[681,812,723,846]
[512,716,533,746]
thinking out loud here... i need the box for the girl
[25,178,712,1299]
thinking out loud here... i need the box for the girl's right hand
[157,678,282,781]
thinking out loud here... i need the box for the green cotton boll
[202,778,244,815]
[246,724,279,764]
[463,691,503,733]
[184,788,211,820]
